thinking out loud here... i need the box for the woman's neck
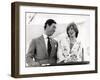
[70,36,76,42]
[69,36,76,51]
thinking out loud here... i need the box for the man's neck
[44,31,50,37]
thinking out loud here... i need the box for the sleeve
[26,39,40,66]
[57,40,66,63]
[55,40,58,61]
[77,42,84,61]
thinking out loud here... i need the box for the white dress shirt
[43,34,49,49]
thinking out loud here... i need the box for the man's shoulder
[31,35,42,42]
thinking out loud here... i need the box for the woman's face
[68,26,76,38]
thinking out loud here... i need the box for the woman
[57,22,84,63]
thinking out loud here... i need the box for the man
[26,19,58,67]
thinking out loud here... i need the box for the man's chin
[49,34,53,36]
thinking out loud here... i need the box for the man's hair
[44,19,56,29]
[67,22,79,38]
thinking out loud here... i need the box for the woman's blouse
[57,37,83,63]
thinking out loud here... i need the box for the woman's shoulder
[59,37,69,45]
[75,40,83,47]
[76,40,81,44]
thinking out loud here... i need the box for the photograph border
[11,2,98,78]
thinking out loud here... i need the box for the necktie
[47,37,52,56]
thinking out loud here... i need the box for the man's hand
[28,61,40,67]
[41,64,50,66]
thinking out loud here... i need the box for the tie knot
[47,36,50,39]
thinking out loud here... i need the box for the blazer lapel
[39,35,48,56]
[50,39,55,57]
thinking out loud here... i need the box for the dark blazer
[26,35,58,66]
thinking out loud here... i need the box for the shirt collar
[43,34,51,39]
[43,34,48,39]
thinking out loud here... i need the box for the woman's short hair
[44,19,56,29]
[66,22,79,38]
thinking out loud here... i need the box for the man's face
[46,23,56,36]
